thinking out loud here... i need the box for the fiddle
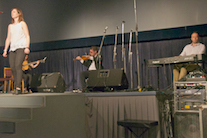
[73,55,91,61]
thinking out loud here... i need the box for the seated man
[173,32,206,82]
[76,46,103,91]
[22,54,40,93]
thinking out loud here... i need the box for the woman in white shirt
[3,8,30,94]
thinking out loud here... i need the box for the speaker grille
[174,112,200,138]
[31,72,66,93]
[87,69,128,91]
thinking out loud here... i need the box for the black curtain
[0,36,207,91]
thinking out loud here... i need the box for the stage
[0,92,86,138]
[0,91,160,138]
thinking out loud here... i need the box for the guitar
[22,57,47,71]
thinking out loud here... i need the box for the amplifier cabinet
[174,81,207,112]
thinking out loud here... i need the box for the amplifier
[177,89,205,100]
[178,100,204,110]
[175,82,206,88]
[186,70,206,81]
[174,81,207,112]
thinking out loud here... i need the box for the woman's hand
[24,48,30,54]
[2,51,7,57]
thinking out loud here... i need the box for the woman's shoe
[29,89,32,93]
[24,88,28,93]
[12,89,21,95]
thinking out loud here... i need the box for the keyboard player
[173,32,206,82]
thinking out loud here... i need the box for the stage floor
[0,92,86,138]
[0,91,160,138]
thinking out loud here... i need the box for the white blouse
[10,21,27,51]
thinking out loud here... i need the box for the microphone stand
[134,0,141,89]
[122,21,126,73]
[129,30,133,89]
[97,26,108,70]
[113,26,119,69]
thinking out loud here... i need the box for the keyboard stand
[145,59,162,90]
[117,119,158,138]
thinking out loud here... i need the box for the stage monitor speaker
[87,68,128,91]
[174,108,207,138]
[31,72,66,93]
[174,112,200,138]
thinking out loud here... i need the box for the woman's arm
[21,21,30,54]
[3,25,11,57]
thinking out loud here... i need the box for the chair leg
[22,80,24,93]
[11,81,14,91]
[4,81,7,93]
[8,80,11,93]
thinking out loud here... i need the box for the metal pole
[122,21,126,73]
[113,26,119,69]
[129,30,133,89]
[133,0,141,89]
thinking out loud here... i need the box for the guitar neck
[22,60,42,67]
[22,57,46,68]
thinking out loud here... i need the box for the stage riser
[0,122,15,133]
[85,92,160,138]
[0,109,31,121]
[0,93,86,138]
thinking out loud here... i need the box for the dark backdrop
[0,36,207,91]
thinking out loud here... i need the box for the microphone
[104,26,108,33]
[0,11,3,13]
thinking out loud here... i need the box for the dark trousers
[80,71,89,89]
[22,72,32,90]
[9,49,25,88]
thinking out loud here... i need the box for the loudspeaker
[174,112,200,138]
[174,107,207,138]
[31,72,66,93]
[87,68,128,91]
